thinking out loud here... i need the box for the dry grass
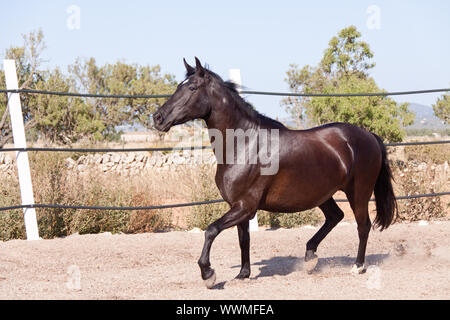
[0,153,173,240]
[391,160,448,222]
[403,143,450,164]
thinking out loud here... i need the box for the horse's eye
[189,86,196,91]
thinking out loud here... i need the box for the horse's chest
[214,165,261,204]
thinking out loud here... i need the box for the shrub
[125,192,172,233]
[403,144,450,165]
[30,152,73,238]
[392,160,447,222]
[257,209,323,229]
[0,152,172,241]
[0,173,26,240]
[0,208,25,241]
[186,166,229,230]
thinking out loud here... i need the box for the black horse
[153,57,397,288]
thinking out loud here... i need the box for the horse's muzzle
[153,111,163,125]
[152,111,171,132]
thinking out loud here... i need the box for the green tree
[1,30,178,146]
[69,58,177,139]
[33,68,105,143]
[0,29,46,147]
[0,30,103,146]
[432,92,450,124]
[282,26,414,142]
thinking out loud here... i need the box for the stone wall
[0,150,217,176]
[0,150,448,179]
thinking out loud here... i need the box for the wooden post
[3,59,40,240]
[229,68,259,232]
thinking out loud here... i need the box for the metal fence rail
[0,145,212,153]
[240,88,450,97]
[0,140,449,153]
[1,87,450,98]
[0,192,449,212]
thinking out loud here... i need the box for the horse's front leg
[236,220,251,279]
[198,202,254,289]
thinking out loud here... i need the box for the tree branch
[0,104,10,130]
[0,129,12,149]
[24,118,37,131]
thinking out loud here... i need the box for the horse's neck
[205,98,257,133]
[205,97,258,160]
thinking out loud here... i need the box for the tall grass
[403,143,450,164]
[184,166,229,230]
[0,152,172,241]
[257,209,323,229]
[392,160,448,222]
[0,176,25,240]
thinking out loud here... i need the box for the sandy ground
[0,220,449,300]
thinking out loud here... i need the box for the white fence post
[3,59,40,240]
[229,68,259,232]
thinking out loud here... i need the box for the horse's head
[153,57,212,132]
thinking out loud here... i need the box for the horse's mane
[191,67,286,129]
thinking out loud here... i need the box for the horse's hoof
[304,250,318,273]
[235,268,251,279]
[203,271,216,289]
[350,264,367,274]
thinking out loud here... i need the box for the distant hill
[406,103,447,129]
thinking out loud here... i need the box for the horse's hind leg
[304,198,344,272]
[352,205,371,274]
[345,188,372,274]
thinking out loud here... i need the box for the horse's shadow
[253,255,301,278]
[210,253,390,289]
[239,253,390,278]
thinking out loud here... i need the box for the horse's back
[291,122,382,163]
[293,122,383,180]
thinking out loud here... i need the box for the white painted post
[229,68,259,232]
[3,59,40,240]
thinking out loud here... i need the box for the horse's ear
[183,58,195,76]
[195,57,205,77]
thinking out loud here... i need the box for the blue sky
[1,0,449,118]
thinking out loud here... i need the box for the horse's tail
[372,134,398,231]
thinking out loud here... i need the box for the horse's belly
[259,169,343,212]
[260,189,335,212]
